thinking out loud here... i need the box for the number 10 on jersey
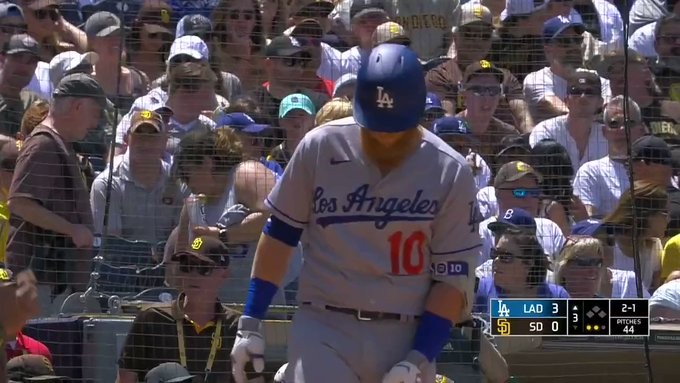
[389,230,425,275]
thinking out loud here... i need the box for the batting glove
[231,315,266,383]
[382,350,427,383]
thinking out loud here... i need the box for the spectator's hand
[68,224,94,248]
[570,195,589,221]
[0,270,39,336]
[192,226,220,239]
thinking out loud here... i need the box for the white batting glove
[382,350,427,383]
[231,315,266,383]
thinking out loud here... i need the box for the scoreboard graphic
[490,299,650,337]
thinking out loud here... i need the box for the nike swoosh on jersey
[330,158,351,165]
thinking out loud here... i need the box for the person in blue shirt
[475,208,570,314]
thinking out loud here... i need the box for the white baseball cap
[501,0,549,20]
[49,51,99,89]
[167,35,209,63]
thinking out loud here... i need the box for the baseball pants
[286,304,436,383]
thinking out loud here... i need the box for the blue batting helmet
[353,44,426,133]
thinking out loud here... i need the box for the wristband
[243,277,278,320]
[412,311,453,362]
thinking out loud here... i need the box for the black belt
[302,302,420,322]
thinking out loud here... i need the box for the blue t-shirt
[474,277,570,314]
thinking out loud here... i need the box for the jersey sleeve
[429,160,482,311]
[264,136,316,229]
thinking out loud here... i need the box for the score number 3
[389,230,425,275]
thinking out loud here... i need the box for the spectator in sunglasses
[340,0,389,77]
[0,4,27,48]
[573,96,648,219]
[127,0,174,84]
[18,0,87,62]
[529,70,608,172]
[211,0,265,92]
[524,17,611,124]
[474,210,569,313]
[457,60,519,161]
[554,235,647,298]
[477,164,566,272]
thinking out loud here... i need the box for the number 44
[623,325,635,334]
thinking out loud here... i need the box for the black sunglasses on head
[567,86,599,97]
[490,248,533,263]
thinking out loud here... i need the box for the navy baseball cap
[571,219,604,236]
[176,14,213,38]
[631,135,672,166]
[488,208,537,234]
[214,112,270,134]
[425,92,444,112]
[543,17,585,43]
[433,116,474,138]
[354,43,426,133]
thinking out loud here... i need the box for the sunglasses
[569,258,604,267]
[490,248,532,263]
[283,54,311,68]
[175,252,222,276]
[34,8,59,21]
[465,85,502,97]
[606,119,639,129]
[230,9,254,20]
[0,24,26,34]
[169,55,201,65]
[175,79,209,92]
[461,28,493,40]
[567,87,599,97]
[551,36,583,47]
[658,34,680,44]
[497,187,541,198]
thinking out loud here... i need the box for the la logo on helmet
[376,86,394,109]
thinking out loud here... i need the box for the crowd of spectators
[0,0,679,381]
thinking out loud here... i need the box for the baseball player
[230,44,480,383]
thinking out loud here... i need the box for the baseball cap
[494,160,543,188]
[171,236,230,267]
[591,48,648,78]
[497,135,531,158]
[3,33,39,57]
[52,73,107,107]
[501,0,549,20]
[266,35,307,58]
[279,93,315,118]
[176,14,213,38]
[167,35,209,63]
[145,362,195,383]
[333,73,357,97]
[6,355,67,382]
[49,51,99,88]
[543,17,586,42]
[290,0,334,17]
[425,92,444,112]
[571,219,607,236]
[84,11,123,37]
[350,0,388,20]
[0,267,14,282]
[215,112,270,134]
[433,117,476,139]
[631,135,672,166]
[289,18,324,39]
[488,207,537,234]
[372,21,410,46]
[459,3,492,27]
[463,59,504,83]
[0,3,24,20]
[130,110,166,134]
[137,0,173,36]
[567,70,602,93]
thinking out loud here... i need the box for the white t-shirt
[572,156,629,218]
[611,239,662,292]
[628,21,658,59]
[478,215,566,267]
[468,151,491,190]
[610,268,651,298]
[529,115,609,173]
[523,67,611,123]
[25,61,52,100]
[650,279,680,311]
[340,45,368,77]
[315,42,344,83]
[476,186,498,220]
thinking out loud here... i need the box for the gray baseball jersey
[384,0,460,60]
[265,117,481,315]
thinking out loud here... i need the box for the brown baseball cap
[494,161,543,188]
[171,236,230,267]
[372,21,411,47]
[462,59,504,83]
[137,0,173,36]
[7,355,67,382]
[130,110,166,133]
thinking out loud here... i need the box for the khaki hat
[591,49,648,78]
[7,355,67,382]
[129,110,165,133]
[493,161,543,188]
[459,3,492,26]
[372,21,410,47]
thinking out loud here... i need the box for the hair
[529,139,574,207]
[603,95,642,124]
[175,129,244,182]
[167,61,218,95]
[315,97,353,126]
[222,96,271,124]
[20,99,50,139]
[498,232,548,286]
[603,180,668,237]
[553,236,605,287]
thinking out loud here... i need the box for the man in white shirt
[573,96,648,218]
[529,70,608,172]
[524,17,611,124]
